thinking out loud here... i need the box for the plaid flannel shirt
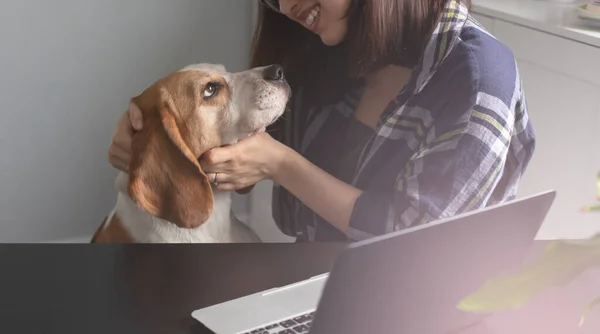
[272,0,535,242]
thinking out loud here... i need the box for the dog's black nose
[263,64,284,82]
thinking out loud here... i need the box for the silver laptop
[191,190,556,334]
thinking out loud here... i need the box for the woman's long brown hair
[251,0,471,134]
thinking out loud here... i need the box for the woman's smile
[276,0,350,45]
[299,4,321,32]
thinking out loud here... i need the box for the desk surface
[0,243,346,334]
[1,242,600,334]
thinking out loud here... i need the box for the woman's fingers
[108,120,133,172]
[108,102,145,173]
[199,150,234,173]
[205,172,246,191]
[108,144,131,172]
[206,172,233,184]
[108,155,129,172]
[202,146,235,165]
[114,159,130,172]
[215,183,237,191]
[128,101,144,131]
[236,185,255,194]
[200,161,231,174]
[205,172,217,184]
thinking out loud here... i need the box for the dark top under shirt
[337,118,375,184]
[301,115,375,242]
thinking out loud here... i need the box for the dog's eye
[203,83,220,99]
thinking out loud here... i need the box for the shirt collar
[414,0,470,94]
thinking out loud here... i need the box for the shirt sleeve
[346,109,516,241]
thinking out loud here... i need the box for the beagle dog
[91,63,290,243]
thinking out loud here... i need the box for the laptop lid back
[309,190,556,334]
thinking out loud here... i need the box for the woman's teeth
[305,6,320,27]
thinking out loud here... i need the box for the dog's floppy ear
[127,93,214,229]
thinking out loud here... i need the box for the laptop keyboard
[241,311,314,334]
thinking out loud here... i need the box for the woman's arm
[200,132,362,234]
[201,110,529,242]
[273,145,363,234]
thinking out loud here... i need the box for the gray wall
[0,0,253,242]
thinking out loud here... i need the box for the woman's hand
[200,132,289,191]
[202,131,363,234]
[108,102,144,172]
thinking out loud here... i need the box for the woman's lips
[297,4,321,32]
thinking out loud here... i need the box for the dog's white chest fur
[112,172,261,243]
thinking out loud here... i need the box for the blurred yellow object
[458,171,600,327]
[457,233,600,327]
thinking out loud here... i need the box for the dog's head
[127,63,290,229]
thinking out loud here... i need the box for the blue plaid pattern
[271,0,535,241]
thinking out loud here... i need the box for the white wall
[0,0,253,242]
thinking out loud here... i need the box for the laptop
[191,190,556,334]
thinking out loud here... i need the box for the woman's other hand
[108,102,144,172]
[200,132,289,191]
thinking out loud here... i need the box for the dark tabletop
[1,241,599,334]
[0,243,346,334]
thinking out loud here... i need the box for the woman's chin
[320,34,342,46]
[318,25,347,46]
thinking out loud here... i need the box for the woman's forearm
[273,146,362,233]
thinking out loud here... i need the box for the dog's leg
[90,216,109,243]
[91,210,135,244]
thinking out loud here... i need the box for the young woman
[108,0,535,242]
